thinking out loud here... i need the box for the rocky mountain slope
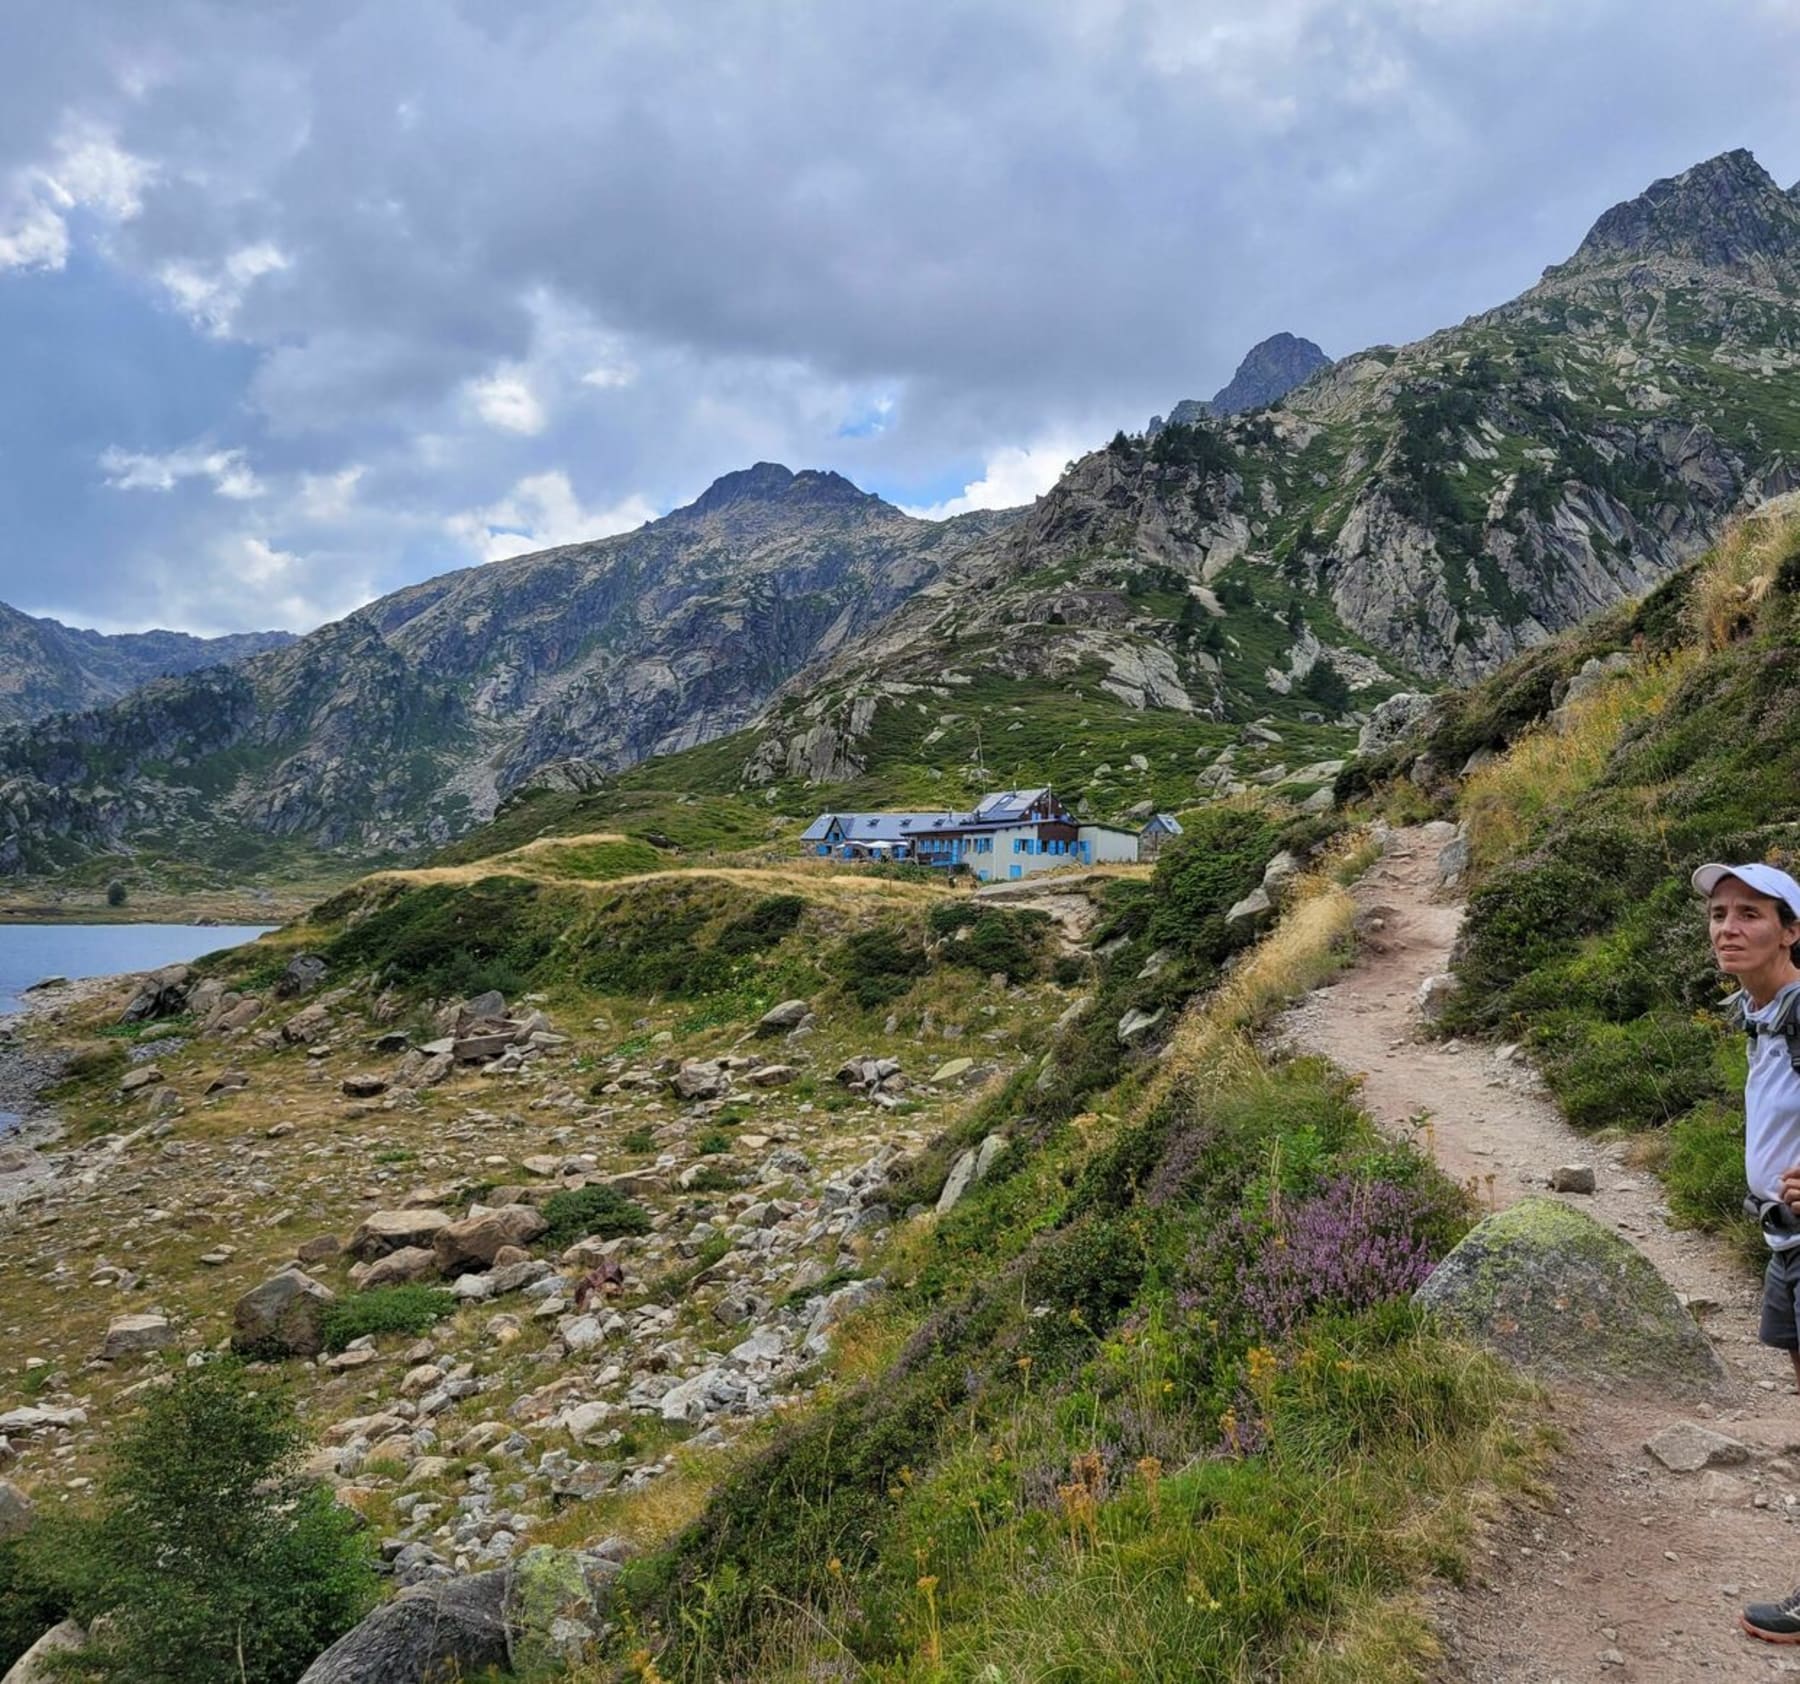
[0,602,292,728]
[4,148,1799,882]
[0,469,1012,874]
[725,148,1800,807]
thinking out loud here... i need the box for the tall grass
[1458,651,1697,873]
[1689,493,1800,651]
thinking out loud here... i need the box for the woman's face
[1708,879,1800,981]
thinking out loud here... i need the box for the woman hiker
[1692,862,1800,1646]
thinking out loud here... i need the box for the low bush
[935,907,1054,984]
[318,1285,457,1353]
[831,926,929,1011]
[1530,1010,1730,1132]
[539,1184,654,1249]
[715,894,806,956]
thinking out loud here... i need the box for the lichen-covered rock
[296,1569,511,1684]
[231,1268,336,1359]
[0,1476,34,1542]
[1414,1197,1727,1399]
[296,1548,619,1683]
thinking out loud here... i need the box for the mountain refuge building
[800,788,1143,881]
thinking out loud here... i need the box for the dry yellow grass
[1459,650,1697,872]
[1139,865,1359,1116]
[1689,493,1800,651]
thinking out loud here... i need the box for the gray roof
[1144,812,1184,835]
[803,789,1067,846]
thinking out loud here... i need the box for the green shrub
[715,895,806,956]
[105,879,128,908]
[0,1524,87,1673]
[621,1125,656,1154]
[831,926,929,1011]
[1665,1101,1758,1259]
[936,908,1053,984]
[539,1184,653,1249]
[696,1129,732,1156]
[62,1361,377,1683]
[318,1285,457,1353]
[1532,1010,1729,1132]
[324,877,562,997]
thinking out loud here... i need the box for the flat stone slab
[1645,1422,1750,1473]
[1414,1197,1728,1401]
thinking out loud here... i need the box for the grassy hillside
[1354,498,1800,1264]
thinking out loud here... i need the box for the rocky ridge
[0,470,1013,872]
[0,602,292,730]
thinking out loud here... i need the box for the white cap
[1692,861,1800,911]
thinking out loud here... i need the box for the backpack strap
[1742,990,1800,1078]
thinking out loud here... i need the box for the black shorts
[1761,1248,1800,1350]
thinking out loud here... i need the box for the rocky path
[1278,823,1800,1684]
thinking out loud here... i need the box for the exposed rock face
[1552,148,1800,287]
[1414,1197,1728,1400]
[0,600,291,729]
[0,1619,86,1684]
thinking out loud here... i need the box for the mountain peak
[1556,148,1800,282]
[1148,332,1330,433]
[680,462,877,519]
[1210,333,1331,415]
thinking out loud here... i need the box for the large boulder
[756,999,811,1036]
[1356,691,1434,757]
[0,1621,86,1684]
[119,964,191,1024]
[1414,1197,1728,1400]
[296,1548,619,1683]
[296,1567,510,1684]
[231,1269,336,1359]
[433,1206,548,1278]
[347,1209,452,1262]
[349,1247,440,1291]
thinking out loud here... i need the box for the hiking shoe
[1742,1588,1800,1643]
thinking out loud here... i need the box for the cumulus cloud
[158,242,290,337]
[100,444,264,500]
[902,436,1090,520]
[447,470,658,563]
[0,120,150,271]
[467,368,546,435]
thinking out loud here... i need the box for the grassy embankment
[1346,499,1800,1268]
[509,812,1548,1682]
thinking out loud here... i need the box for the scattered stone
[351,1248,440,1290]
[340,1074,389,1100]
[745,1064,797,1088]
[275,954,330,999]
[118,1066,164,1094]
[1225,886,1272,926]
[1645,1422,1751,1473]
[1116,1006,1164,1043]
[1437,832,1471,887]
[297,1234,343,1265]
[930,1057,975,1085]
[936,1134,1008,1215]
[672,1061,732,1101]
[0,1620,86,1682]
[1550,1165,1596,1195]
[757,999,811,1035]
[205,1070,250,1094]
[1416,973,1459,1022]
[100,1313,174,1361]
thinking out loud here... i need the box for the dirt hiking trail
[1278,823,1800,1683]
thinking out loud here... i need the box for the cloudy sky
[1,1,1795,637]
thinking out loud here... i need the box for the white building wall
[1078,825,1140,864]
